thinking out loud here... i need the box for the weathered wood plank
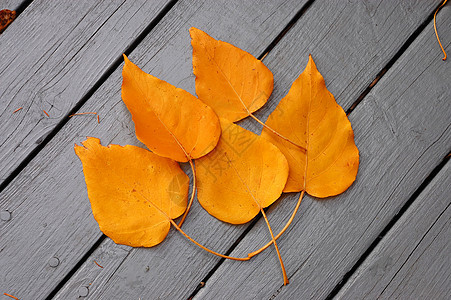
[196,6,451,299]
[0,0,24,11]
[0,0,310,299]
[335,160,450,300]
[54,1,446,299]
[52,239,132,300]
[0,0,170,186]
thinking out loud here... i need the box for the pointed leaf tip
[121,57,221,162]
[262,55,359,197]
[191,28,273,122]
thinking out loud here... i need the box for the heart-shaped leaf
[75,137,189,247]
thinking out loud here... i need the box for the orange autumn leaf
[121,54,221,162]
[196,118,290,284]
[190,27,273,122]
[196,119,289,224]
[75,137,189,247]
[262,55,359,197]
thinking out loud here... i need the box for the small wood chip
[69,112,97,118]
[3,293,20,300]
[94,260,103,268]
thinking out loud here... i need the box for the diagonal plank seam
[377,201,450,299]
[191,2,448,298]
[39,0,128,89]
[187,1,317,298]
[257,0,314,60]
[325,152,450,300]
[333,123,451,271]
[44,235,107,300]
[0,0,178,195]
[346,1,445,115]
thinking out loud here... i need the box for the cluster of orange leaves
[75,28,359,285]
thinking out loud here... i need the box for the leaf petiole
[224,152,289,284]
[248,113,306,153]
[434,0,448,61]
[248,191,305,258]
[128,176,250,261]
[177,159,196,227]
[170,219,250,261]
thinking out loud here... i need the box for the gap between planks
[325,153,450,300]
[29,1,314,298]
[0,0,178,195]
[189,2,449,298]
[3,0,446,298]
[187,1,316,298]
[50,1,448,298]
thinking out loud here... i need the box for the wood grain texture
[0,0,310,299]
[53,239,132,300]
[335,161,450,300]
[58,1,447,299]
[197,6,451,299]
[0,0,170,186]
[249,0,442,127]
[0,0,24,10]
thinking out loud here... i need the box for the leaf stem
[259,207,289,285]
[223,152,288,284]
[170,219,250,261]
[248,190,305,258]
[434,0,448,61]
[177,159,196,227]
[248,113,306,153]
[124,176,250,261]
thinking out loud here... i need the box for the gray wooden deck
[0,1,449,299]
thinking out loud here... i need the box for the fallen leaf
[262,55,359,197]
[190,28,305,152]
[0,9,15,33]
[190,27,273,122]
[249,55,359,259]
[121,54,221,162]
[74,137,189,247]
[196,118,289,224]
[196,118,290,284]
